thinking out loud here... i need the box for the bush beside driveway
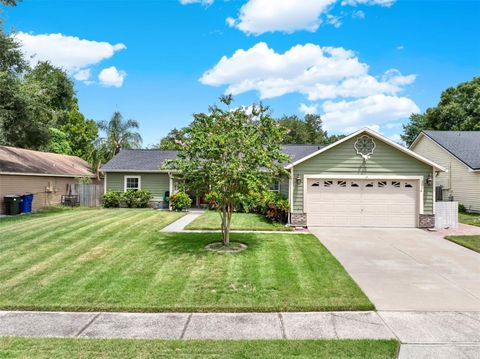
[0,208,371,312]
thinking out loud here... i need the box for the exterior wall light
[426,173,433,185]
[296,175,301,185]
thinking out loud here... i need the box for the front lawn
[185,210,292,231]
[0,208,372,312]
[0,338,400,359]
[459,212,480,227]
[445,235,480,253]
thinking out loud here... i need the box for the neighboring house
[0,146,97,214]
[102,128,445,228]
[410,131,480,213]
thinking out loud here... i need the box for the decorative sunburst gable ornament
[354,135,376,161]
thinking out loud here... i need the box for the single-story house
[0,146,97,214]
[102,128,445,228]
[410,130,480,212]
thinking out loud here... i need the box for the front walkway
[310,227,480,311]
[160,210,205,232]
[1,310,479,357]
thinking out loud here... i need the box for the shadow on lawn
[151,232,262,256]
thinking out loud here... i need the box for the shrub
[170,191,192,211]
[102,191,123,208]
[124,189,152,208]
[262,192,289,223]
[459,203,467,213]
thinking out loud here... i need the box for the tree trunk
[220,203,232,246]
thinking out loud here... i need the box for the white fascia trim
[285,127,447,172]
[303,174,425,215]
[0,172,95,178]
[124,175,141,192]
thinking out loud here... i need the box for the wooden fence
[73,184,104,207]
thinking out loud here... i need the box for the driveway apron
[310,227,480,311]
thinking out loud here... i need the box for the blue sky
[2,0,479,145]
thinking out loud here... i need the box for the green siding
[106,172,170,199]
[292,136,434,214]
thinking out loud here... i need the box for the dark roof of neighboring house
[421,131,480,170]
[101,145,325,172]
[101,149,179,171]
[0,146,94,177]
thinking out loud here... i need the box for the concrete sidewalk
[1,310,480,357]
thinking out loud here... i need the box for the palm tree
[98,111,142,159]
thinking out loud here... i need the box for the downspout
[289,167,294,225]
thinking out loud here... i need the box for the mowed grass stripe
[0,209,108,253]
[0,208,95,235]
[0,209,135,272]
[4,211,182,308]
[0,209,372,312]
[0,210,149,295]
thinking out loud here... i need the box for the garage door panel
[306,178,418,228]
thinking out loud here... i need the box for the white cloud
[341,0,395,6]
[73,68,91,81]
[321,94,419,132]
[326,14,342,28]
[201,42,416,101]
[14,32,126,73]
[227,0,337,35]
[299,103,318,115]
[385,122,403,129]
[226,0,395,35]
[179,0,213,5]
[352,10,365,19]
[98,66,127,88]
[396,45,405,50]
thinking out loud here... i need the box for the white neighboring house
[410,131,480,213]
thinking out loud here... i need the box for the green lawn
[445,235,480,253]
[0,338,400,359]
[0,208,372,312]
[459,212,480,227]
[185,210,293,231]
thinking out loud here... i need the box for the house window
[311,182,320,187]
[392,181,401,188]
[378,181,387,188]
[124,176,141,192]
[337,180,347,187]
[405,183,413,188]
[269,181,280,192]
[350,182,359,187]
[324,180,333,187]
[365,182,374,188]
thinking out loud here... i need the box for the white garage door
[306,179,418,227]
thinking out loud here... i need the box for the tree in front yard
[166,95,290,246]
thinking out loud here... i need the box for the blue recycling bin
[20,194,34,213]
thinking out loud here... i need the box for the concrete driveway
[310,227,480,311]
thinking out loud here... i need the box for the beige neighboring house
[0,146,97,214]
[410,131,480,213]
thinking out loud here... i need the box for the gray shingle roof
[101,145,325,172]
[423,131,480,170]
[101,150,178,171]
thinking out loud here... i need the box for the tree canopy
[165,96,289,246]
[158,112,346,150]
[402,76,480,145]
